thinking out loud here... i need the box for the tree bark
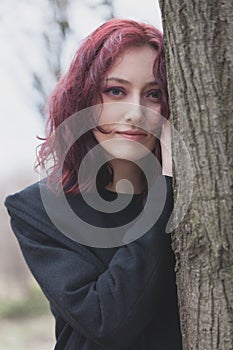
[159,1,233,349]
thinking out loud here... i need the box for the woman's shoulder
[5,180,44,219]
[4,180,108,268]
[5,179,83,216]
[4,179,85,247]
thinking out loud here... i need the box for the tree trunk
[159,1,233,349]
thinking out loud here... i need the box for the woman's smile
[115,129,148,141]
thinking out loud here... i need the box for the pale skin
[93,45,172,194]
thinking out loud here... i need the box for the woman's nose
[124,103,145,125]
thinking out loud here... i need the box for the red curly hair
[36,18,169,195]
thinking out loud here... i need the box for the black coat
[4,175,182,349]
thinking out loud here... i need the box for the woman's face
[93,45,163,161]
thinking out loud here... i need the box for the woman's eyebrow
[105,77,130,84]
[145,81,160,87]
[105,77,160,86]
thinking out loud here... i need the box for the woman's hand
[160,120,172,177]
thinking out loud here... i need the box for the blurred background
[0,0,162,348]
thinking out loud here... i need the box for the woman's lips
[116,131,147,141]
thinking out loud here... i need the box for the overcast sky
[0,0,162,184]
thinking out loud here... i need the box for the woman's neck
[105,159,146,194]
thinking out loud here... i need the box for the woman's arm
[161,120,172,177]
[5,176,173,350]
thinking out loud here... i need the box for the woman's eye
[147,89,161,101]
[104,87,125,96]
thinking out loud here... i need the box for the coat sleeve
[5,175,174,349]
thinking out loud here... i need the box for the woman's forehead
[104,46,158,80]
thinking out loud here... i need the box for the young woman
[5,19,182,349]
